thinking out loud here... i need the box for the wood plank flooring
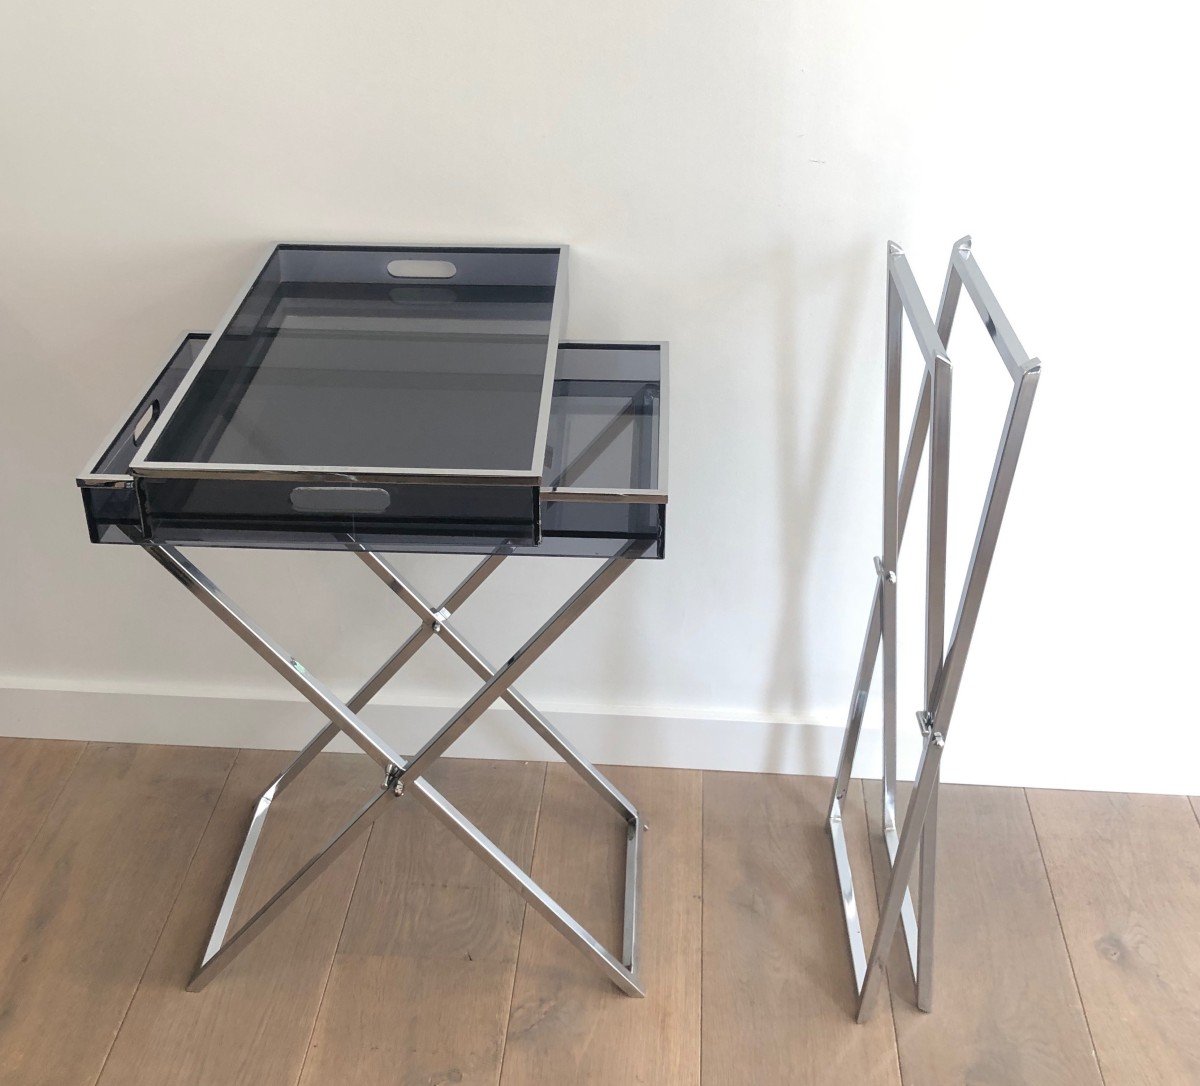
[0,738,83,898]
[1027,790,1200,1083]
[97,750,379,1086]
[866,782,1101,1086]
[702,774,900,1085]
[502,764,702,1085]
[303,758,545,1086]
[0,738,1197,1085]
[0,743,236,1086]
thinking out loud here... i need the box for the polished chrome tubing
[622,815,645,979]
[352,548,640,821]
[827,238,1041,1022]
[417,780,645,996]
[881,257,902,845]
[149,542,650,997]
[390,541,650,789]
[951,239,1032,380]
[857,365,1039,1022]
[145,544,401,771]
[188,788,393,990]
[185,551,508,986]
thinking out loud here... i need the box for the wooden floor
[0,738,1197,1085]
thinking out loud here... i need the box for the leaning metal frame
[827,237,1041,1022]
[145,536,651,997]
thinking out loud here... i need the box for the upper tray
[129,243,568,485]
[80,334,668,558]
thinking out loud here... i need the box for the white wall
[1,1,1196,794]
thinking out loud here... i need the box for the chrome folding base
[144,539,650,998]
[827,238,1041,1022]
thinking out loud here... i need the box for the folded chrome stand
[828,238,1041,1022]
[145,537,650,997]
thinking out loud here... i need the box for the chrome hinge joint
[383,763,405,796]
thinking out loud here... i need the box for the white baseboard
[0,679,855,777]
[1,680,1194,795]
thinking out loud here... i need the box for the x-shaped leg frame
[827,238,1041,1021]
[145,537,650,997]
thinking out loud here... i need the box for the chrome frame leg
[350,546,645,978]
[916,351,951,1012]
[826,238,1042,1022]
[145,541,650,997]
[176,549,504,989]
[350,546,642,821]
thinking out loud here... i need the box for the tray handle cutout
[386,259,457,279]
[289,486,392,514]
[132,400,160,446]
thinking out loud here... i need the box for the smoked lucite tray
[78,245,667,558]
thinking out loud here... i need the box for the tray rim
[126,242,568,487]
[77,330,211,489]
[80,337,669,505]
[546,341,668,506]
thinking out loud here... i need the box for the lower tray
[80,335,667,559]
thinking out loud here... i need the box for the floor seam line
[92,746,241,1086]
[867,777,906,1086]
[1023,787,1108,1086]
[295,803,376,1086]
[0,739,87,908]
[497,760,550,1086]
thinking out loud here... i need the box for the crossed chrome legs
[827,238,1041,1021]
[145,539,649,997]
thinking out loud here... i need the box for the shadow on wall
[765,241,875,775]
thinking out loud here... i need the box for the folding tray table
[828,237,1040,1021]
[77,242,668,996]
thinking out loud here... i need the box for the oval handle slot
[386,259,457,279]
[289,486,392,514]
[132,400,160,446]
